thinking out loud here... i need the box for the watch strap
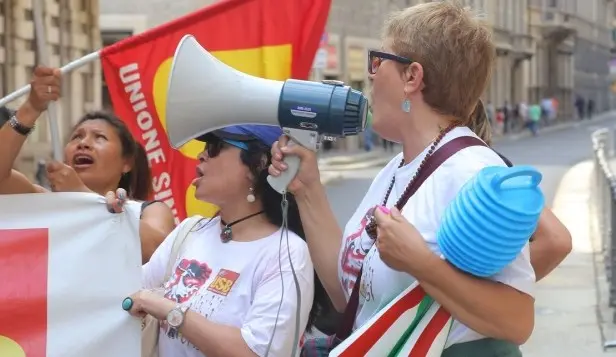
[167,304,189,329]
[9,114,35,136]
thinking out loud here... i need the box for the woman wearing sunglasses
[270,3,571,356]
[124,125,330,357]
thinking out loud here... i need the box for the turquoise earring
[402,99,411,113]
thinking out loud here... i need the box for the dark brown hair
[72,111,152,200]
[239,139,331,332]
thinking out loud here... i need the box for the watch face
[167,308,184,327]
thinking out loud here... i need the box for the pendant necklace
[220,211,265,243]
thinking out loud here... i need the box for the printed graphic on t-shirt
[358,248,378,305]
[161,264,242,350]
[164,259,213,303]
[340,215,372,294]
[207,269,240,296]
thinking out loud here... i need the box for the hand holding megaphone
[269,135,321,196]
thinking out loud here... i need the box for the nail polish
[378,205,390,214]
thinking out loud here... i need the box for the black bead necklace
[220,211,265,243]
[364,124,455,240]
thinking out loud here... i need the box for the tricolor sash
[330,282,454,357]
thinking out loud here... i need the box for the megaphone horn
[166,35,369,194]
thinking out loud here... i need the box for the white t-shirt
[143,216,315,357]
[337,126,535,347]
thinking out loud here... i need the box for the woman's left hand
[46,160,90,193]
[124,289,175,320]
[373,206,434,273]
[105,188,127,213]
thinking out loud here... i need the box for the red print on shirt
[340,215,373,293]
[164,259,213,303]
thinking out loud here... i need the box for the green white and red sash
[330,282,453,357]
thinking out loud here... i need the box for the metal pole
[0,51,100,107]
[32,0,62,161]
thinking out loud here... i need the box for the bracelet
[9,114,34,136]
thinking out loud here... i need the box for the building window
[350,81,364,91]
[101,31,133,46]
[101,31,133,109]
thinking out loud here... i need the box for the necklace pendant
[221,226,233,243]
[364,206,378,240]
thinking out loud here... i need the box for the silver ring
[47,86,51,94]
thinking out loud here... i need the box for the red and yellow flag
[0,229,48,357]
[101,0,331,223]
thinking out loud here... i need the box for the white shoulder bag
[141,216,204,357]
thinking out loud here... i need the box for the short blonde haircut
[384,1,494,126]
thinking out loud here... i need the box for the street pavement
[321,114,614,227]
[318,112,616,355]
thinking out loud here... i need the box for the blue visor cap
[197,125,283,149]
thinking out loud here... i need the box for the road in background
[324,115,616,228]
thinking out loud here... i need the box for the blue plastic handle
[490,166,542,191]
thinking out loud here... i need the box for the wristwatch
[166,304,189,332]
[8,114,34,136]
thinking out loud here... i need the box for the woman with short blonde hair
[271,3,570,356]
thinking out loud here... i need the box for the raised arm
[0,67,61,194]
[268,136,348,311]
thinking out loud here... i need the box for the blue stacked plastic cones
[437,165,545,277]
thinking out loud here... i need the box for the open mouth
[72,153,95,168]
[195,166,204,178]
[192,166,205,186]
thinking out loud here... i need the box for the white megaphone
[166,35,369,194]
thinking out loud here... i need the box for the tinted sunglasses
[368,50,413,75]
[205,137,250,158]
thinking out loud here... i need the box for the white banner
[0,193,142,357]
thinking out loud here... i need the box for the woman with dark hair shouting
[269,3,571,356]
[0,66,175,263]
[123,125,330,357]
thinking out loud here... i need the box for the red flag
[101,0,331,222]
[0,229,48,357]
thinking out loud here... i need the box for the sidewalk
[520,159,611,356]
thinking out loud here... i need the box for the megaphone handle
[267,129,318,195]
[267,153,301,195]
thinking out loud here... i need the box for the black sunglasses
[203,136,253,159]
[368,50,413,75]
[205,138,227,158]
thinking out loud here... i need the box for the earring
[246,187,256,203]
[401,99,411,113]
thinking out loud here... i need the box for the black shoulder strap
[140,200,161,218]
[495,151,513,167]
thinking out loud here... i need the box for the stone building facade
[100,0,616,150]
[528,0,614,118]
[2,0,101,176]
